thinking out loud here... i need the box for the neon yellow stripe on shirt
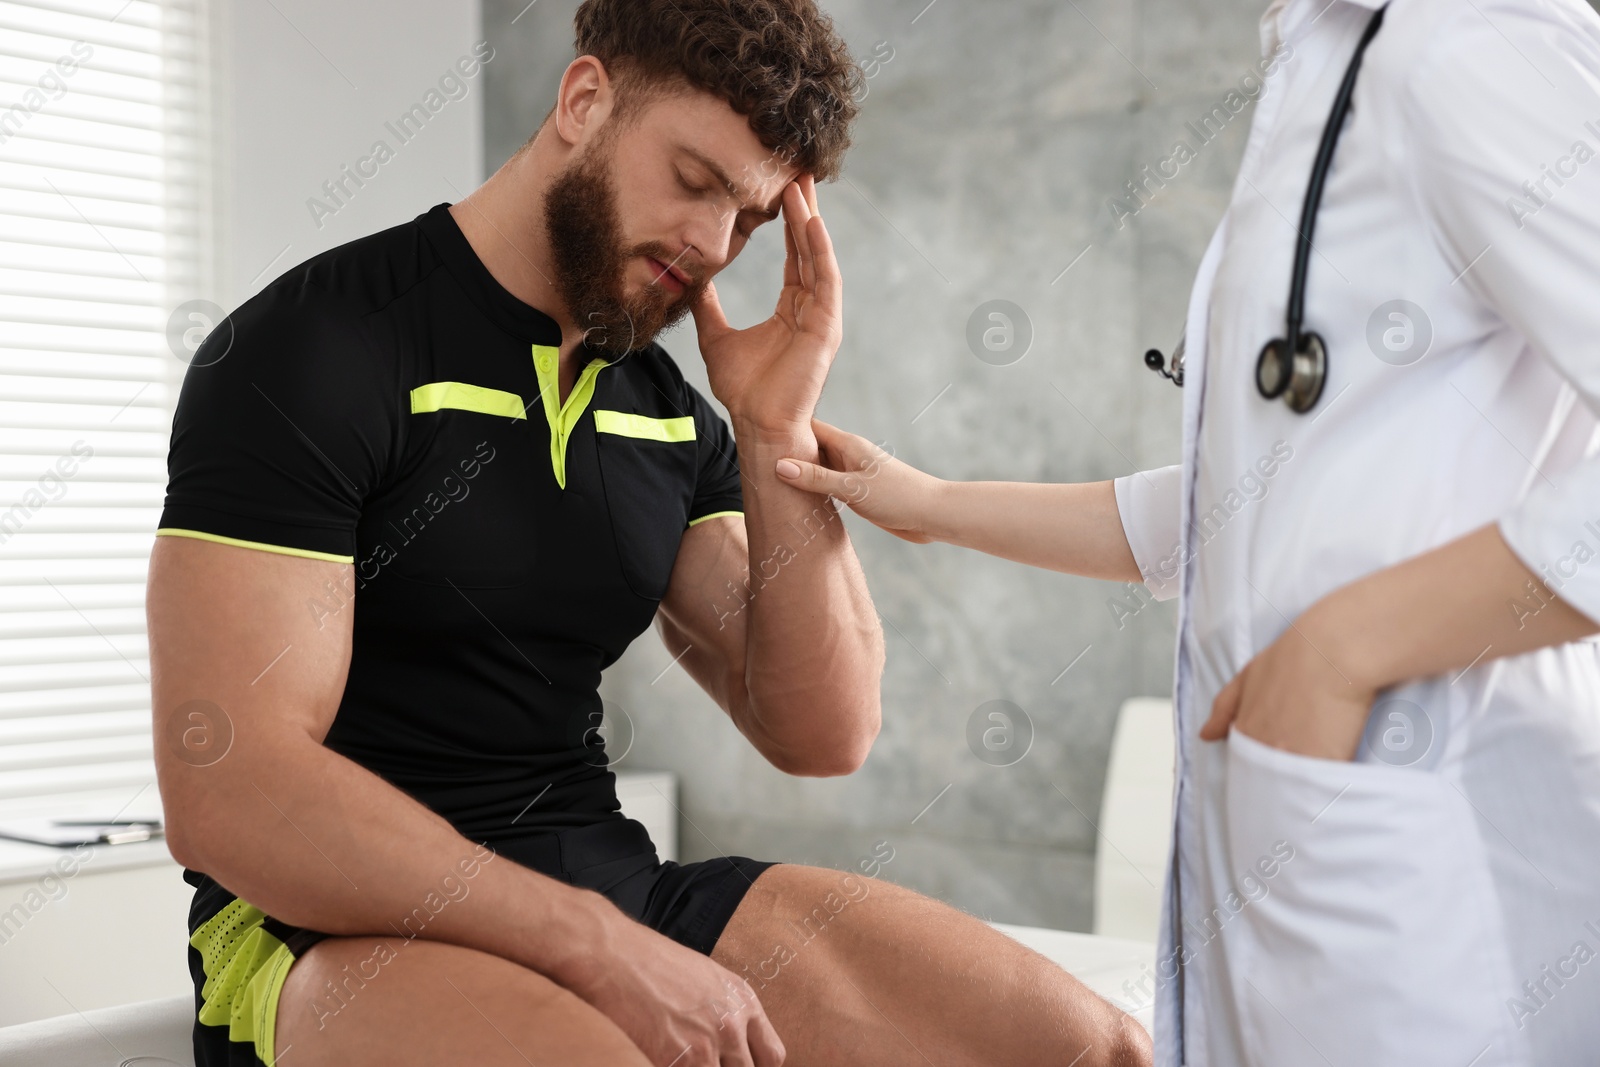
[409,381,528,420]
[688,510,743,527]
[155,528,354,564]
[594,410,696,443]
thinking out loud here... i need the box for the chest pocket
[382,393,534,589]
[593,410,697,601]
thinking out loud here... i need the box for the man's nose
[683,204,736,270]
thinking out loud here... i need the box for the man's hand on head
[690,174,842,441]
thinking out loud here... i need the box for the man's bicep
[148,536,356,853]
[656,514,750,714]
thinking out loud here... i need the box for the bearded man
[148,2,1151,1064]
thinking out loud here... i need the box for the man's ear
[554,55,614,149]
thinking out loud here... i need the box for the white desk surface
[0,831,175,886]
[0,788,172,886]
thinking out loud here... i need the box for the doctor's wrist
[916,477,962,545]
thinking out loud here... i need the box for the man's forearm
[732,420,884,772]
[171,733,620,992]
[1311,521,1599,691]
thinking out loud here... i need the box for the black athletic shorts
[185,817,779,1066]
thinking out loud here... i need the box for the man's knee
[1102,1010,1154,1067]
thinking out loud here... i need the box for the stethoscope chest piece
[1252,3,1387,415]
[1255,331,1327,413]
[1141,4,1390,410]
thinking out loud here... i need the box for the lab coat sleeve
[1113,464,1184,602]
[1400,4,1600,627]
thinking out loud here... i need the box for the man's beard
[543,136,708,357]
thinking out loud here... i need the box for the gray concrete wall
[481,0,1268,931]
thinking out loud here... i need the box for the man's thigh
[271,936,651,1067]
[711,864,1147,1067]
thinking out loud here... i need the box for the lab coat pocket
[1223,727,1526,1066]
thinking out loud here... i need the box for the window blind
[0,0,211,814]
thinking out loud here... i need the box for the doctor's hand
[693,175,840,438]
[773,419,943,544]
[1199,608,1377,761]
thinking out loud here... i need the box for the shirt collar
[1262,0,1385,53]
[417,201,566,347]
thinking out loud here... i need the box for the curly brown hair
[572,0,862,181]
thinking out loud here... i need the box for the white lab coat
[1112,0,1600,1063]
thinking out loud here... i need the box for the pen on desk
[50,818,164,845]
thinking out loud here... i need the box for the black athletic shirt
[157,201,744,854]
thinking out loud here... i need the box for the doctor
[770,0,1600,1062]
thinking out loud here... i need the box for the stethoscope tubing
[1282,3,1390,362]
[1146,3,1392,410]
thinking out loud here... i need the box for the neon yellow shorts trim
[190,897,299,1065]
[155,528,355,565]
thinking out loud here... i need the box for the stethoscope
[1145,3,1390,413]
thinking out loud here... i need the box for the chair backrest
[1093,697,1176,942]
